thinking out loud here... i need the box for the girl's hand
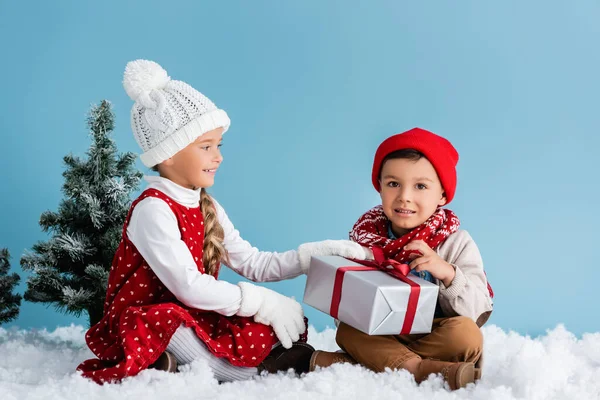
[236,282,305,349]
[297,240,373,273]
[404,240,456,287]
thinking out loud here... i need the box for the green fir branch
[20,100,142,326]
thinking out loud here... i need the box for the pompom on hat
[123,60,230,167]
[371,127,460,203]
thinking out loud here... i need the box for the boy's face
[379,156,447,237]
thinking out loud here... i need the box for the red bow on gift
[330,247,421,335]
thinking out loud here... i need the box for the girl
[309,128,494,390]
[77,60,370,384]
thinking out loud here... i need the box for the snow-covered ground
[1,324,599,400]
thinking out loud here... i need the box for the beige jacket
[435,229,493,327]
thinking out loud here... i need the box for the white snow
[1,324,599,400]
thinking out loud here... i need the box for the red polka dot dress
[77,189,279,384]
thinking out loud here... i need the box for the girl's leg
[167,324,258,382]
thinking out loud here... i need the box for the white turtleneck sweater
[126,175,304,317]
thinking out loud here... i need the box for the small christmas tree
[21,101,143,326]
[0,248,22,325]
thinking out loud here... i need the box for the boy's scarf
[349,206,494,298]
[349,206,460,263]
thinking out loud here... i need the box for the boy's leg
[401,316,483,364]
[335,322,419,372]
[335,320,478,390]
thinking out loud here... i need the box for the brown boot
[258,343,315,375]
[474,368,482,381]
[309,350,357,372]
[148,351,178,373]
[414,359,475,390]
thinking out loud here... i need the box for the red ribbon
[329,247,421,335]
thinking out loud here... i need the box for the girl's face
[159,127,224,190]
[379,157,447,238]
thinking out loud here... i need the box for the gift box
[303,255,439,335]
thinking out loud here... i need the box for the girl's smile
[158,128,224,190]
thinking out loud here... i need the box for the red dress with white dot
[77,189,281,384]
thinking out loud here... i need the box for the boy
[310,128,494,390]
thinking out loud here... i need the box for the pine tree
[0,248,22,325]
[21,100,143,326]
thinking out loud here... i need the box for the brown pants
[336,316,483,372]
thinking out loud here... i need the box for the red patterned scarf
[350,206,460,263]
[350,205,493,298]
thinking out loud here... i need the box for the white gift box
[303,256,439,335]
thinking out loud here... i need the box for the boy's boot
[414,359,476,390]
[308,350,357,371]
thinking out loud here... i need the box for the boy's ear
[438,192,447,207]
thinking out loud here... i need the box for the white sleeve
[127,197,242,316]
[213,199,304,282]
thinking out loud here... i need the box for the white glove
[236,282,305,349]
[297,240,373,273]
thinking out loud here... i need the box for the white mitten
[297,240,373,273]
[236,282,305,349]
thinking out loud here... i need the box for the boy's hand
[404,240,456,287]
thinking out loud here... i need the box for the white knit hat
[123,60,231,167]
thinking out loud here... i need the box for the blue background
[1,0,599,337]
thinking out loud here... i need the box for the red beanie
[371,127,459,203]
